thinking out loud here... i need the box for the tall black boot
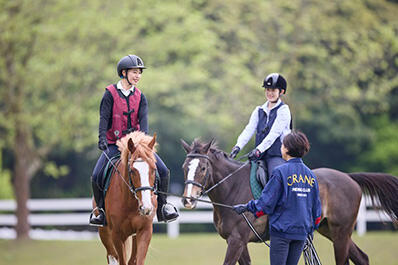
[89,180,106,227]
[156,171,179,222]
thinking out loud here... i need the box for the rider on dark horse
[229,73,291,184]
[89,54,179,226]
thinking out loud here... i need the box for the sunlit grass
[0,232,396,265]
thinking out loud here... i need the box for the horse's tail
[348,172,398,224]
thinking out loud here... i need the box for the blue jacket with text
[247,158,322,240]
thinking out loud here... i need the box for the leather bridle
[184,153,249,196]
[127,158,155,197]
[184,154,212,192]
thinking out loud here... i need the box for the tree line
[0,0,397,239]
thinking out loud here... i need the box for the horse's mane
[117,131,157,169]
[191,138,243,166]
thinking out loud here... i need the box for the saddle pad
[250,161,263,199]
[102,154,121,196]
[250,161,270,242]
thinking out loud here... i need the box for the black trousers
[270,235,305,265]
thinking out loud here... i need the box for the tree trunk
[12,126,32,240]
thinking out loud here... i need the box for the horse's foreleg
[124,235,133,263]
[134,227,153,265]
[238,244,251,265]
[99,227,119,264]
[112,231,127,265]
[348,239,369,265]
[223,236,246,265]
[128,235,138,265]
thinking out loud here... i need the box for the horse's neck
[207,159,250,203]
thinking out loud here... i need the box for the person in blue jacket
[233,131,322,265]
[229,73,291,182]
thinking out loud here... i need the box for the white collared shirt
[235,99,291,153]
[116,80,135,97]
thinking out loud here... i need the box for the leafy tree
[190,0,398,173]
[0,146,13,199]
[2,0,397,240]
[0,0,117,239]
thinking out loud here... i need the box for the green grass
[0,232,397,265]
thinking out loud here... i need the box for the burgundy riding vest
[105,84,141,144]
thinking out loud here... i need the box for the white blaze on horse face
[186,159,200,198]
[133,160,153,213]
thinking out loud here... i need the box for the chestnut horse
[181,139,398,265]
[94,132,158,265]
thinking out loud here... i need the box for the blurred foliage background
[0,0,397,201]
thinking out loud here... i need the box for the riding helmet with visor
[262,73,287,94]
[117,54,146,78]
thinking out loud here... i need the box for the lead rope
[155,190,234,209]
[241,213,270,247]
[155,190,269,247]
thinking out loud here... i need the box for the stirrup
[161,203,179,223]
[89,207,106,227]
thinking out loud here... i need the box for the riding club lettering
[287,174,315,187]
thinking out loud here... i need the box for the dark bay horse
[180,139,398,265]
[94,132,158,265]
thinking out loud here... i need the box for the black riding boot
[89,180,106,227]
[156,172,179,222]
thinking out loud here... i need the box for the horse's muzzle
[182,197,197,209]
[139,205,153,216]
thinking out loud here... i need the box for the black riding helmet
[117,54,146,78]
[262,73,287,94]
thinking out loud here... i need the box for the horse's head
[180,138,215,209]
[119,132,157,216]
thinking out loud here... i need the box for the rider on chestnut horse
[89,54,179,226]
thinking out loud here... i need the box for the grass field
[0,232,397,265]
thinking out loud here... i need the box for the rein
[183,153,268,247]
[156,189,269,247]
[203,161,249,195]
[185,153,249,196]
[103,151,155,200]
[156,190,234,209]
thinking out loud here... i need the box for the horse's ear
[180,139,192,153]
[149,132,156,150]
[128,138,136,154]
[203,138,215,153]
